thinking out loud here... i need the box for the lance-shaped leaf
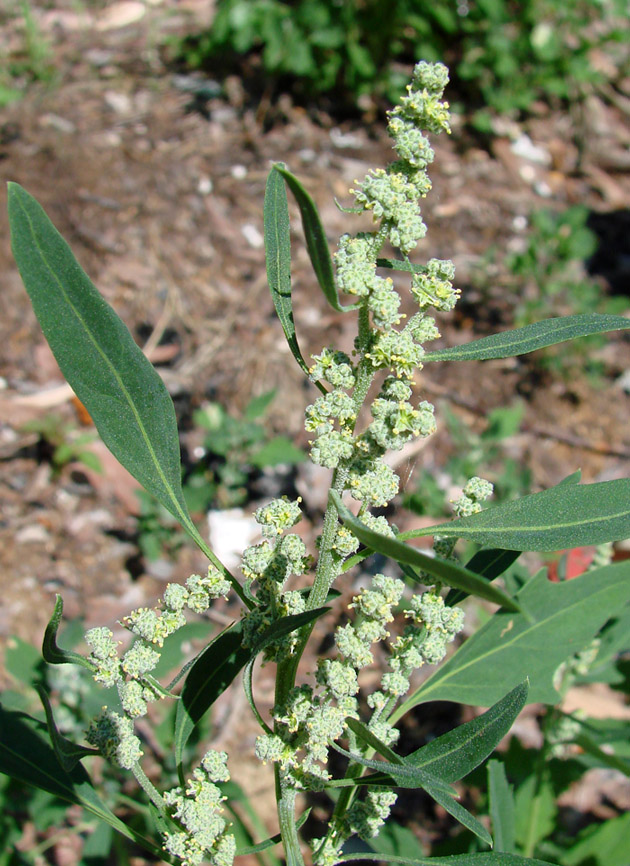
[272,164,359,313]
[334,855,552,865]
[7,183,240,597]
[403,681,528,782]
[488,761,517,854]
[264,167,316,384]
[330,492,521,612]
[0,703,163,857]
[175,608,328,766]
[423,314,630,362]
[398,478,630,551]
[8,183,190,533]
[332,744,491,846]
[394,562,630,711]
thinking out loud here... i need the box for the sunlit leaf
[423,314,630,362]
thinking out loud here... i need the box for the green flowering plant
[4,59,630,866]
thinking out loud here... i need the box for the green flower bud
[86,709,142,769]
[122,640,160,678]
[309,348,356,389]
[254,497,302,538]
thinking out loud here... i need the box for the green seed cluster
[83,565,231,760]
[240,498,310,660]
[162,750,235,866]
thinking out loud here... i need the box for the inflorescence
[77,59,494,866]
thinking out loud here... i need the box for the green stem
[132,761,166,813]
[275,770,305,866]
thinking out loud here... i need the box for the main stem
[273,303,374,861]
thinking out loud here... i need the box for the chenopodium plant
[5,60,630,866]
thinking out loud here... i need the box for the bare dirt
[1,1,630,861]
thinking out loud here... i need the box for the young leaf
[264,166,316,384]
[398,479,630,551]
[0,703,163,857]
[272,164,359,313]
[330,491,521,612]
[423,314,630,362]
[394,562,630,711]
[488,760,516,854]
[42,595,95,671]
[7,183,242,598]
[404,681,528,783]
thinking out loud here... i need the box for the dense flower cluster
[83,566,231,762]
[162,750,235,866]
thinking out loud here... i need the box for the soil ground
[1,1,630,862]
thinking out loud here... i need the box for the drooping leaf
[8,184,240,597]
[423,314,630,362]
[272,164,359,313]
[174,608,328,766]
[330,491,521,612]
[0,703,162,857]
[398,479,630,551]
[488,760,516,854]
[42,595,95,670]
[404,681,528,782]
[394,562,630,711]
[264,167,316,384]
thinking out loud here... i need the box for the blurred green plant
[0,0,55,105]
[174,0,628,123]
[478,206,626,377]
[22,413,103,478]
[404,403,531,519]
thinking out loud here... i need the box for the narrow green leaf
[331,743,456,795]
[0,703,162,857]
[376,258,426,275]
[334,852,553,865]
[420,777,493,847]
[9,183,191,541]
[488,760,516,854]
[264,167,315,383]
[446,549,521,607]
[273,164,359,313]
[394,562,630,711]
[334,736,491,845]
[330,491,521,612]
[174,608,328,766]
[174,622,248,768]
[8,183,243,599]
[404,681,528,782]
[42,595,94,670]
[37,686,99,771]
[423,314,630,362]
[398,479,630,551]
